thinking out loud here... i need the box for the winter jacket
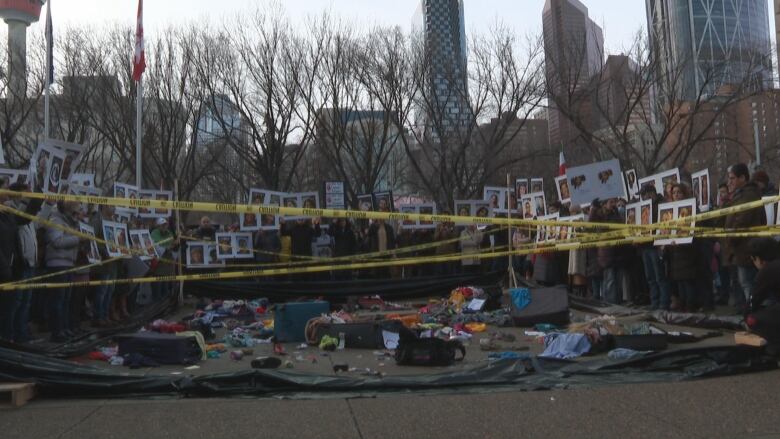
[45,209,81,268]
[666,243,698,281]
[330,224,357,258]
[0,198,42,282]
[751,259,780,311]
[368,222,396,253]
[434,224,458,256]
[459,228,483,266]
[722,182,766,266]
[282,222,321,257]
[254,230,281,263]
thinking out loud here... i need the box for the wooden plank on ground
[0,383,36,408]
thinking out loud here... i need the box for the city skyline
[41,0,742,53]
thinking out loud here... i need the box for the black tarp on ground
[0,345,775,399]
[187,271,504,301]
[568,295,747,330]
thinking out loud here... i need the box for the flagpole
[44,0,52,140]
[44,63,50,140]
[136,76,142,188]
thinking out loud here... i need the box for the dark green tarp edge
[0,345,775,400]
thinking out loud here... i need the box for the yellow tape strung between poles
[0,233,667,291]
[0,204,182,282]
[178,225,512,266]
[5,189,771,232]
[7,222,779,292]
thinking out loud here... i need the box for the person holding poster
[664,183,699,311]
[43,201,87,342]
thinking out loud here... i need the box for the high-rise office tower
[412,0,471,139]
[543,0,604,151]
[647,0,773,99]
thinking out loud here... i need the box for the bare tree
[190,7,320,192]
[545,28,769,181]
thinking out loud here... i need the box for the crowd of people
[0,180,179,344]
[1,161,779,345]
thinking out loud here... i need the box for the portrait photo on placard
[374,191,393,212]
[419,204,435,227]
[357,194,374,212]
[187,243,206,267]
[216,233,233,259]
[483,187,503,210]
[474,202,491,219]
[530,178,544,193]
[234,233,253,258]
[555,175,571,202]
[399,205,417,228]
[455,201,472,218]
[520,196,534,219]
[301,193,318,209]
[625,169,639,198]
[515,178,529,198]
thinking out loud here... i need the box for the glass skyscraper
[647,0,773,99]
[412,0,471,139]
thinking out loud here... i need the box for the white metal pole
[754,118,761,167]
[135,77,143,188]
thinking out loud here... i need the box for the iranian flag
[131,0,146,82]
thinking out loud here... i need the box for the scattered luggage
[274,301,330,343]
[312,320,405,349]
[509,286,570,327]
[115,332,202,365]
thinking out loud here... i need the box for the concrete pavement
[3,369,780,439]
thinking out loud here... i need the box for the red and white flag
[558,151,566,176]
[131,0,146,82]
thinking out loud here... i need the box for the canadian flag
[131,0,146,82]
[558,151,566,176]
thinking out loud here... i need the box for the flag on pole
[132,0,146,82]
[558,150,566,176]
[45,0,53,85]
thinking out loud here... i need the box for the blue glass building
[647,0,773,99]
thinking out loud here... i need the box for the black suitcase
[313,320,405,349]
[509,286,570,327]
[116,332,202,365]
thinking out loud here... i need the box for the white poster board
[625,169,639,199]
[186,241,224,268]
[215,232,254,259]
[79,223,101,264]
[654,198,696,246]
[113,183,139,216]
[638,168,680,200]
[566,159,626,206]
[398,203,438,230]
[129,229,159,261]
[102,220,130,257]
[691,169,711,212]
[283,192,320,220]
[453,200,492,225]
[555,175,571,203]
[520,191,547,219]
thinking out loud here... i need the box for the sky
[39,0,727,54]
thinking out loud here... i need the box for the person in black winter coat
[330,218,357,280]
[0,180,43,342]
[281,218,322,258]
